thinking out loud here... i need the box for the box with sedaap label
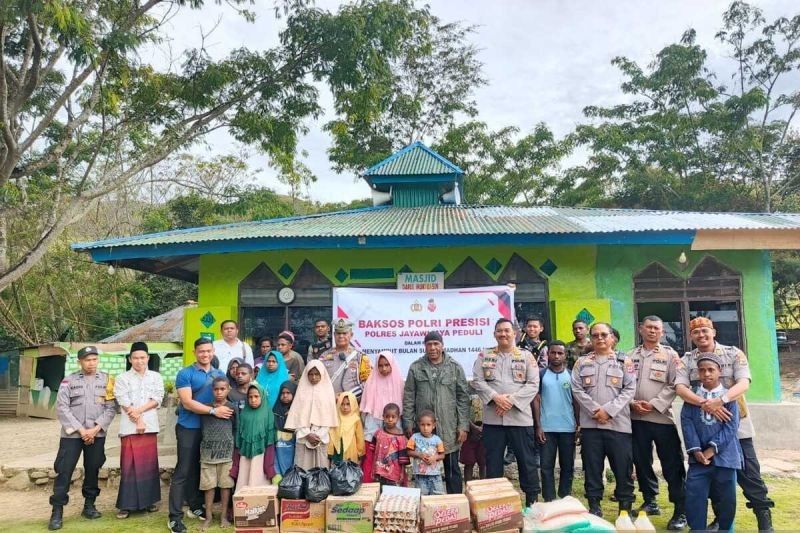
[233,485,279,533]
[280,498,326,532]
[420,494,471,533]
[326,483,381,533]
[465,479,522,533]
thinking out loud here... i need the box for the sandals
[118,504,158,518]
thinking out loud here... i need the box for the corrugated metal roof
[365,141,463,176]
[73,205,800,250]
[99,305,188,343]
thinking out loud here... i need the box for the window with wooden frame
[633,257,744,353]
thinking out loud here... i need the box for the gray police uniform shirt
[571,353,636,433]
[627,343,681,425]
[56,371,117,439]
[319,345,366,395]
[471,346,539,427]
[675,342,754,439]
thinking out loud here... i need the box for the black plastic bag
[304,467,331,502]
[330,460,363,496]
[277,465,307,500]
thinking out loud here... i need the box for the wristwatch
[209,407,217,416]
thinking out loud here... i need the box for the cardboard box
[326,484,379,533]
[358,482,382,500]
[465,478,513,491]
[420,494,471,533]
[233,485,279,533]
[280,499,326,532]
[466,488,522,533]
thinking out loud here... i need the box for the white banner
[332,286,515,378]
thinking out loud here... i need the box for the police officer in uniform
[48,346,116,530]
[308,318,332,361]
[571,322,636,519]
[472,318,541,506]
[627,316,687,530]
[318,319,372,401]
[676,316,775,532]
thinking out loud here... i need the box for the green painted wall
[192,244,779,402]
[596,246,779,401]
[198,245,598,308]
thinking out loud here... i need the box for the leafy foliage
[569,2,800,212]
[433,121,572,205]
[0,0,486,290]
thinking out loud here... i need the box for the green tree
[433,121,572,205]
[773,251,800,329]
[0,0,482,291]
[325,12,485,173]
[570,1,800,212]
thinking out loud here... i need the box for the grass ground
[1,476,795,531]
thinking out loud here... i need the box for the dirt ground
[0,416,62,460]
[0,483,170,525]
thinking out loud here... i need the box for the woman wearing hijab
[328,391,365,464]
[273,380,297,478]
[285,360,338,470]
[360,351,404,481]
[255,350,290,409]
[236,382,277,490]
[226,357,243,388]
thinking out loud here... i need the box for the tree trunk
[0,214,8,275]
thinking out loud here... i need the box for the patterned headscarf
[689,317,714,332]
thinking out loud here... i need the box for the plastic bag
[277,465,307,500]
[304,467,332,502]
[330,460,363,496]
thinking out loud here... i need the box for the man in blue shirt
[167,338,230,533]
[533,340,580,501]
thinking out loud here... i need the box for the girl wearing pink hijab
[360,351,404,481]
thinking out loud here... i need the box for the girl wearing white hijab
[284,360,338,469]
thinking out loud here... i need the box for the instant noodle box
[420,494,471,533]
[326,483,380,533]
[233,485,279,533]
[465,487,522,532]
[464,478,514,492]
[280,498,326,532]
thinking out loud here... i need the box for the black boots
[588,499,603,517]
[666,506,687,530]
[755,508,774,533]
[639,500,661,516]
[81,498,102,520]
[48,505,63,530]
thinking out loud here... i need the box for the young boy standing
[228,363,253,413]
[199,377,236,530]
[533,340,579,501]
[680,353,743,532]
[406,410,446,495]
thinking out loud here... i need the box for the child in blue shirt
[680,353,743,532]
[406,410,445,495]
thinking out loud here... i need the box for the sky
[158,0,794,203]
